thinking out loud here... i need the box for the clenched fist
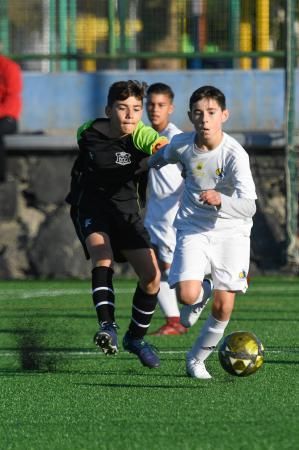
[199,189,221,207]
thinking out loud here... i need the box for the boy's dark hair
[107,80,147,107]
[147,83,174,101]
[189,85,226,111]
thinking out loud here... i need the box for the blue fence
[21,69,299,133]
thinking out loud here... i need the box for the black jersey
[66,119,166,214]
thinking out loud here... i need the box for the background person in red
[0,50,22,182]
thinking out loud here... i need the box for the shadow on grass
[265,360,299,365]
[17,330,59,372]
[4,322,66,372]
[73,381,208,389]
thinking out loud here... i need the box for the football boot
[149,320,188,336]
[123,332,160,368]
[94,321,118,355]
[186,354,212,379]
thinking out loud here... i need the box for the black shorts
[70,205,152,262]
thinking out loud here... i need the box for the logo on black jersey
[84,218,92,228]
[115,152,131,166]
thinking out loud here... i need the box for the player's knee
[212,300,234,321]
[139,267,161,294]
[176,284,199,305]
[179,296,198,305]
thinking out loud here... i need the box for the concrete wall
[0,148,288,279]
[20,69,299,133]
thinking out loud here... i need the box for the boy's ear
[105,105,111,118]
[187,110,193,123]
[222,109,229,123]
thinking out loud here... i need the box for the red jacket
[0,54,22,120]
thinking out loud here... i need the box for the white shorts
[145,196,179,264]
[146,224,176,264]
[168,231,250,293]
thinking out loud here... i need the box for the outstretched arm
[135,145,169,174]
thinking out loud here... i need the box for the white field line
[0,285,298,301]
[0,349,296,357]
[0,288,135,300]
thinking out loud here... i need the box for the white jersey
[146,122,183,200]
[163,131,257,237]
[144,122,183,263]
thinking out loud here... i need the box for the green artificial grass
[0,277,298,450]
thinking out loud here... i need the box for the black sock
[92,266,115,325]
[128,284,158,339]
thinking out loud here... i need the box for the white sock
[158,269,180,317]
[189,314,229,362]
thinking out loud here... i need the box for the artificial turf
[0,277,298,450]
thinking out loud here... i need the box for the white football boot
[180,278,213,328]
[186,354,212,379]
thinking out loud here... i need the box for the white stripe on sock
[131,317,150,328]
[132,305,155,315]
[95,301,115,309]
[93,286,114,295]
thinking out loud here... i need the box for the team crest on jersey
[115,152,131,166]
[192,161,204,176]
[239,270,247,279]
[216,168,225,179]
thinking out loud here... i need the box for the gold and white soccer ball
[218,331,264,377]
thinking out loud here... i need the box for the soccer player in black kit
[66,80,168,368]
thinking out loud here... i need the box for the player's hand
[135,157,150,175]
[152,136,168,154]
[199,189,221,207]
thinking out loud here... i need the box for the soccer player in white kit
[144,83,213,336]
[142,86,257,378]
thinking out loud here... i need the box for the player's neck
[195,131,224,151]
[98,121,127,138]
[152,121,169,134]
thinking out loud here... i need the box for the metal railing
[0,0,297,72]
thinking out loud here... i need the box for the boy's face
[188,97,229,142]
[105,96,143,135]
[146,93,174,132]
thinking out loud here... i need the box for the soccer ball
[218,331,264,377]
